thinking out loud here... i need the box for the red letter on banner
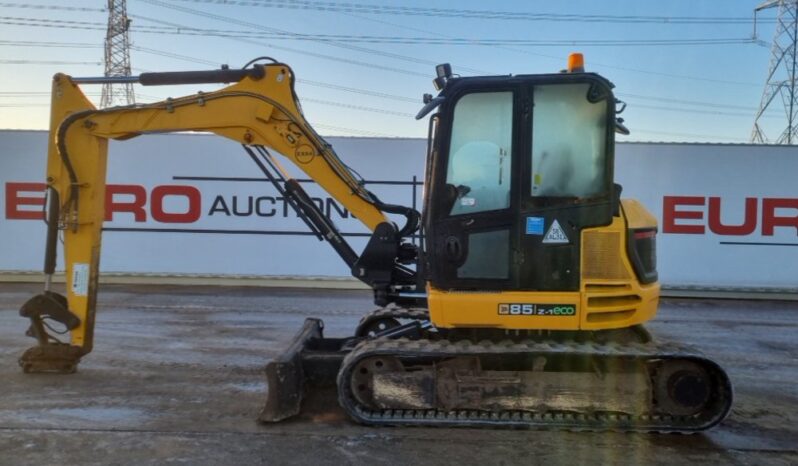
[105,184,147,222]
[762,198,798,236]
[151,185,201,223]
[707,197,757,236]
[662,196,705,234]
[5,182,46,220]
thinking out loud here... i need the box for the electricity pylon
[751,1,798,144]
[100,0,135,108]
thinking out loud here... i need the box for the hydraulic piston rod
[70,66,265,86]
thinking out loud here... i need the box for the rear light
[628,228,658,284]
[633,230,656,240]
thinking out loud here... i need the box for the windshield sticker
[543,219,569,244]
[526,217,545,235]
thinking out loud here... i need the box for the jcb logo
[294,144,316,164]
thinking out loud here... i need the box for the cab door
[425,85,522,290]
[516,81,616,292]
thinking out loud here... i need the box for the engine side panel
[427,213,660,331]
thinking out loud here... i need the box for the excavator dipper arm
[19,62,415,373]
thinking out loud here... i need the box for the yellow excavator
[18,54,732,431]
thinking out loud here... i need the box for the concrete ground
[0,283,795,466]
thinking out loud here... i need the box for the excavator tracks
[336,335,733,433]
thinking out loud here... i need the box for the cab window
[446,92,513,215]
[531,83,607,198]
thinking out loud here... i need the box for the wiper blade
[415,96,445,120]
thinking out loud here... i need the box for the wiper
[416,96,445,120]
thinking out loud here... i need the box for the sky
[0,0,790,143]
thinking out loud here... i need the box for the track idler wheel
[349,356,404,408]
[654,360,712,416]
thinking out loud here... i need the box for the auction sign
[1,131,796,291]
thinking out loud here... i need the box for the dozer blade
[259,318,355,423]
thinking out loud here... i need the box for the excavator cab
[424,70,617,292]
[417,60,659,332]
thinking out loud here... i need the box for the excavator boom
[20,61,420,372]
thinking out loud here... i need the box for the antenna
[100,0,135,108]
[751,0,798,144]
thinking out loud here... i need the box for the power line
[0,3,105,13]
[312,123,401,138]
[627,102,777,118]
[631,128,749,142]
[135,0,493,74]
[168,0,774,25]
[127,13,431,77]
[0,14,763,86]
[618,93,757,111]
[64,15,759,47]
[338,11,763,88]
[297,79,418,103]
[131,2,762,91]
[0,9,761,138]
[594,63,760,87]
[129,45,421,103]
[0,59,102,65]
[125,33,750,47]
[8,4,740,47]
[127,45,760,119]
[302,97,414,117]
[130,45,219,66]
[0,16,107,30]
[0,34,758,122]
[0,91,103,96]
[0,39,99,48]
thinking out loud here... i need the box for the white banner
[616,142,797,291]
[1,131,796,291]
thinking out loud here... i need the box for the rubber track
[337,336,733,433]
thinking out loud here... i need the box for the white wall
[1,130,796,292]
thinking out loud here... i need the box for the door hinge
[513,249,525,265]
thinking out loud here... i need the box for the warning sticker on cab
[542,219,569,244]
[71,263,89,297]
[498,303,576,316]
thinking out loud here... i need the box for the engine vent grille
[582,231,629,280]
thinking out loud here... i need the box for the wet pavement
[0,283,796,465]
